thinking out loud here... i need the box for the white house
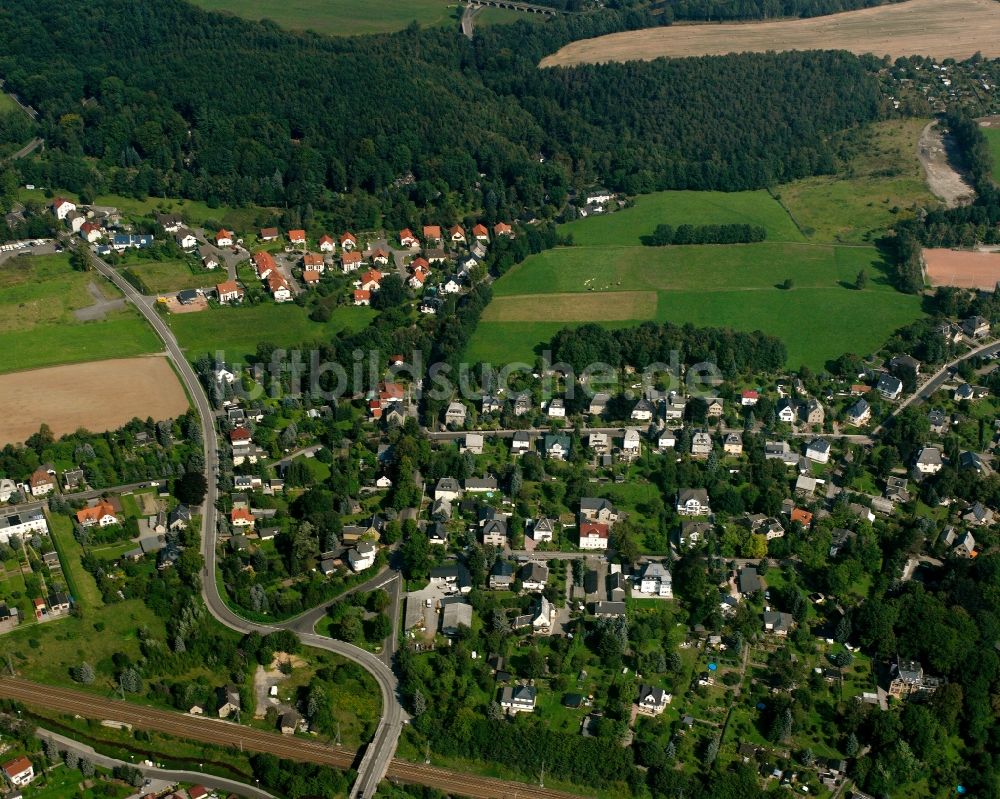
[805,438,831,464]
[51,197,77,220]
[499,685,536,714]
[547,398,566,418]
[215,229,234,247]
[175,229,198,249]
[2,756,35,787]
[676,488,710,516]
[776,398,796,423]
[914,446,943,475]
[532,517,557,542]
[622,428,642,458]
[0,510,48,545]
[348,542,377,572]
[636,685,670,716]
[639,562,672,598]
[578,521,609,550]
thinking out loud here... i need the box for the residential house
[763,610,793,636]
[0,514,44,547]
[846,398,871,427]
[888,660,941,699]
[287,229,306,245]
[371,247,389,265]
[766,441,804,466]
[231,508,255,528]
[691,430,712,457]
[341,251,363,272]
[428,522,448,546]
[434,478,463,503]
[884,476,910,503]
[631,398,656,421]
[358,269,382,291]
[489,560,515,589]
[547,398,566,418]
[960,450,987,473]
[252,251,276,278]
[706,398,724,418]
[776,398,796,423]
[441,600,474,635]
[348,542,377,572]
[521,562,549,591]
[639,562,672,597]
[622,428,642,458]
[318,234,335,253]
[589,431,610,455]
[889,354,921,375]
[955,383,989,402]
[544,434,571,460]
[448,224,466,244]
[593,600,626,618]
[280,711,302,735]
[738,566,762,595]
[461,432,484,455]
[465,476,497,493]
[790,507,813,527]
[217,280,243,304]
[589,392,611,416]
[795,474,817,496]
[531,595,554,631]
[80,221,103,243]
[303,252,325,273]
[953,531,977,559]
[801,398,825,426]
[680,520,712,548]
[175,228,197,249]
[511,430,531,455]
[63,468,85,491]
[483,518,509,547]
[806,438,831,464]
[444,401,467,427]
[51,197,77,220]
[200,246,220,270]
[2,757,35,787]
[877,373,903,400]
[723,432,743,456]
[580,497,619,524]
[423,225,442,244]
[217,686,241,718]
[636,685,671,716]
[76,500,120,528]
[499,685,536,714]
[532,517,557,542]
[28,467,56,497]
[472,223,490,243]
[741,390,759,406]
[513,393,532,416]
[302,269,320,286]
[676,488,710,516]
[353,289,371,306]
[494,222,513,238]
[481,393,502,415]
[962,315,990,339]
[657,430,677,450]
[215,229,234,247]
[399,229,419,248]
[578,521,609,550]
[746,514,784,540]
[340,232,357,251]
[259,227,279,242]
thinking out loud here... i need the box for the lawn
[13,762,132,799]
[126,259,218,293]
[169,303,377,364]
[0,253,161,373]
[778,118,938,243]
[188,0,457,36]
[48,512,103,610]
[0,92,19,113]
[472,234,923,369]
[984,126,1000,184]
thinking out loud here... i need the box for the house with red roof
[493,222,513,238]
[303,269,321,286]
[579,521,610,550]
[741,390,759,406]
[790,507,813,527]
[217,280,243,304]
[79,221,102,243]
[51,197,77,220]
[408,268,428,289]
[253,251,276,279]
[341,251,363,273]
[399,229,419,248]
[215,229,234,247]
[359,269,383,291]
[354,289,371,306]
[76,500,120,528]
[267,272,292,302]
[370,248,389,265]
[259,227,279,242]
[230,427,252,445]
[472,223,489,243]
[188,786,208,799]
[302,253,325,272]
[3,756,35,787]
[423,225,442,243]
[318,234,335,253]
[288,229,306,245]
[449,224,466,244]
[340,232,357,251]
[231,508,255,528]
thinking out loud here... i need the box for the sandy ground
[541,0,1000,66]
[163,296,209,314]
[0,356,189,445]
[917,122,976,208]
[923,248,1000,290]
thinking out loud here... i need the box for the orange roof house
[303,253,324,269]
[472,223,489,241]
[790,507,814,527]
[318,234,335,251]
[303,269,321,285]
[288,229,306,244]
[399,228,419,247]
[493,222,513,237]
[253,251,276,277]
[449,224,466,242]
[259,227,279,241]
[340,232,357,249]
[354,289,371,305]
[423,225,442,242]
[231,508,255,527]
[76,501,120,527]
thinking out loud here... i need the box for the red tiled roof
[579,521,609,539]
[76,501,118,525]
[340,232,356,244]
[318,234,334,245]
[217,280,241,295]
[253,251,276,273]
[410,257,429,271]
[3,756,32,779]
[342,252,362,264]
[303,269,321,283]
[423,225,441,239]
[231,508,255,523]
[790,508,813,526]
[494,222,512,235]
[288,229,306,242]
[303,253,324,267]
[259,227,279,239]
[230,427,251,442]
[354,289,371,302]
[360,269,382,285]
[472,223,488,237]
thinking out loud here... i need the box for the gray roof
[738,566,762,594]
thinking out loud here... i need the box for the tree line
[640,222,766,246]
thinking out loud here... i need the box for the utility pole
[336,721,341,746]
[6,653,14,676]
[424,741,430,764]
[540,759,545,788]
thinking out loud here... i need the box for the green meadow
[468,188,925,370]
[984,126,1000,183]
[169,302,377,364]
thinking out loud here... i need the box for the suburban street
[84,246,404,799]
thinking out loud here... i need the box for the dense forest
[0,0,884,229]
[641,222,766,246]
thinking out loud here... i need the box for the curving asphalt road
[38,729,278,799]
[85,249,404,799]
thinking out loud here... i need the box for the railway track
[0,678,587,799]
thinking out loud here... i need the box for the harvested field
[482,291,658,323]
[923,248,1000,290]
[541,0,1000,67]
[0,356,189,445]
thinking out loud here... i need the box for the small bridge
[467,0,560,16]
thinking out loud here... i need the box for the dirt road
[917,121,976,208]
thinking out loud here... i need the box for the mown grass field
[779,118,939,242]
[128,259,218,293]
[0,92,18,113]
[169,302,377,364]
[0,253,161,373]
[189,0,456,36]
[468,188,925,370]
[985,126,1000,183]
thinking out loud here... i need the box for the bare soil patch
[0,356,189,445]
[163,295,209,314]
[923,248,1000,290]
[541,0,1000,66]
[482,290,658,322]
[918,121,976,208]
